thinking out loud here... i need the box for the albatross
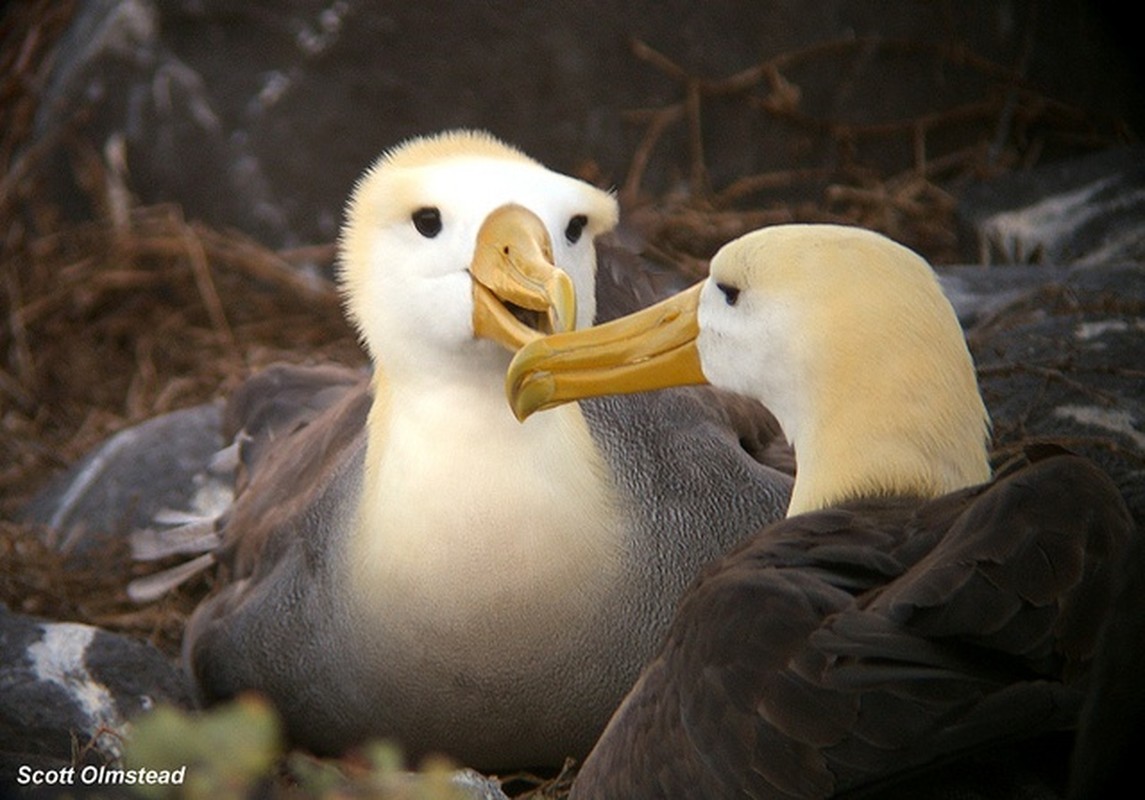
[166,130,792,768]
[507,224,1134,798]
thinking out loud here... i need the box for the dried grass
[1,2,364,648]
[614,35,1131,275]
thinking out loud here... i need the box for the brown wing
[182,363,371,706]
[211,362,371,579]
[571,449,1133,799]
[122,363,370,601]
[1067,490,1145,799]
[221,362,366,493]
[592,233,695,324]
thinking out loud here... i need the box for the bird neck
[784,367,991,517]
[348,366,625,628]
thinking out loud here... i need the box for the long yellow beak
[471,203,577,351]
[506,282,706,421]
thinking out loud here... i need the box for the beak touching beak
[470,203,577,351]
[506,281,707,421]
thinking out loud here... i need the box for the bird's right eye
[412,207,442,238]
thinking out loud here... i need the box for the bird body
[179,131,792,767]
[567,446,1127,798]
[507,224,1134,797]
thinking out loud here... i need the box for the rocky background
[1,1,1143,797]
[10,0,1145,253]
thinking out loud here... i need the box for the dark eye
[564,214,588,244]
[717,282,741,306]
[412,207,442,238]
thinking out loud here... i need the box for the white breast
[347,382,626,639]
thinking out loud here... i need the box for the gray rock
[938,263,1076,328]
[382,768,511,800]
[952,146,1144,532]
[448,768,513,800]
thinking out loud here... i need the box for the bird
[150,129,793,770]
[506,223,1135,798]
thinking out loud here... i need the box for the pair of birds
[119,130,1130,797]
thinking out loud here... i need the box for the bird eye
[717,282,741,306]
[565,214,588,244]
[412,207,442,238]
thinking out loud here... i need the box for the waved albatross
[507,224,1135,798]
[166,130,792,768]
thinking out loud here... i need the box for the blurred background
[5,1,1142,251]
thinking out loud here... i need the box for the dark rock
[965,262,1145,532]
[0,605,191,785]
[958,147,1145,266]
[30,0,1143,249]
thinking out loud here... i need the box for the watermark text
[17,764,187,787]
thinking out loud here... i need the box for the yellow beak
[471,203,577,351]
[506,282,707,421]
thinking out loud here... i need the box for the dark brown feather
[570,449,1134,799]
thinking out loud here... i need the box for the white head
[339,130,618,383]
[508,224,992,516]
